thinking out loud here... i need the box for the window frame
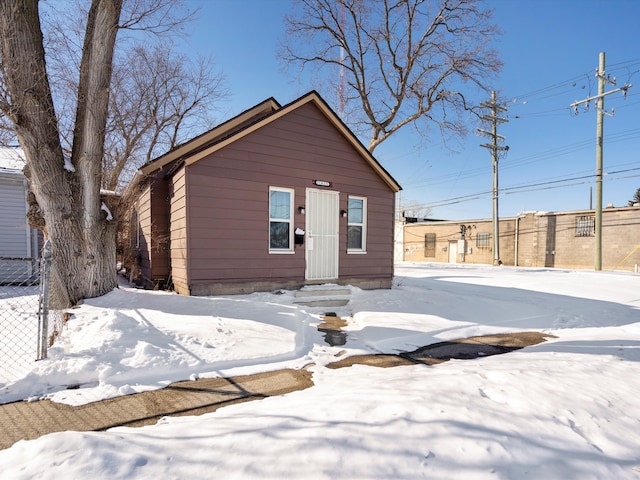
[268,186,295,254]
[476,232,491,248]
[424,233,436,257]
[575,215,595,237]
[347,195,367,254]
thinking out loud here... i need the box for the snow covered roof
[0,147,26,175]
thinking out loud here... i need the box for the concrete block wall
[404,207,640,272]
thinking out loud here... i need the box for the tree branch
[282,0,502,153]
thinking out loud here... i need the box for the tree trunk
[0,0,122,307]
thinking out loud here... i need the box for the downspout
[514,215,520,267]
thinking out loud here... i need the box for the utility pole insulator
[477,128,506,140]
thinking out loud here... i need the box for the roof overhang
[140,97,281,176]
[140,91,401,193]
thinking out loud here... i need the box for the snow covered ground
[1,263,640,479]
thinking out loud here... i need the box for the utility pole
[479,91,508,266]
[570,52,632,271]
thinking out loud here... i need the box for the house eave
[139,97,281,177]
[181,91,402,193]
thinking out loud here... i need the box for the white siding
[0,176,29,256]
[0,175,35,283]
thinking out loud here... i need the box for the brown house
[125,91,401,295]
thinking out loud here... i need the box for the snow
[63,156,75,172]
[100,202,113,221]
[1,263,640,478]
[0,146,75,174]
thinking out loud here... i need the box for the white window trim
[269,186,295,254]
[347,195,367,254]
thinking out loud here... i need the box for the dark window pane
[348,225,363,249]
[424,233,436,257]
[270,221,290,249]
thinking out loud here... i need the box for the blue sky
[182,0,640,220]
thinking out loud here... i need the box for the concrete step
[295,285,351,298]
[294,285,351,308]
[294,298,350,308]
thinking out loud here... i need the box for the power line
[397,63,640,192]
[508,74,589,102]
[402,127,640,190]
[404,168,640,210]
[399,60,640,218]
[503,172,640,197]
[507,58,640,103]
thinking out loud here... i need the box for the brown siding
[170,167,189,294]
[128,174,172,289]
[184,102,395,293]
[136,183,153,285]
[149,175,170,283]
[339,192,395,283]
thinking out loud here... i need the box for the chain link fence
[0,241,63,385]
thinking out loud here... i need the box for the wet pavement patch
[1,328,556,449]
[0,369,314,451]
[327,354,415,369]
[327,331,556,369]
[318,313,349,346]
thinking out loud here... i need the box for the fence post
[37,240,52,361]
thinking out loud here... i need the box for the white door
[448,240,458,263]
[306,189,339,280]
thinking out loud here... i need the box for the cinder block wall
[404,207,640,272]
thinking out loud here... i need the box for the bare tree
[41,0,225,192]
[0,0,204,307]
[282,0,502,152]
[103,45,227,191]
[400,199,432,220]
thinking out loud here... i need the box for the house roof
[140,91,401,193]
[140,96,281,176]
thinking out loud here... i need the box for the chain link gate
[0,240,60,384]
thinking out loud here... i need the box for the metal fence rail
[0,241,61,385]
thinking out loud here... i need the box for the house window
[424,233,436,257]
[347,196,367,252]
[269,187,294,252]
[575,215,595,237]
[476,232,490,248]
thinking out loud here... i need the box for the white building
[0,148,40,283]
